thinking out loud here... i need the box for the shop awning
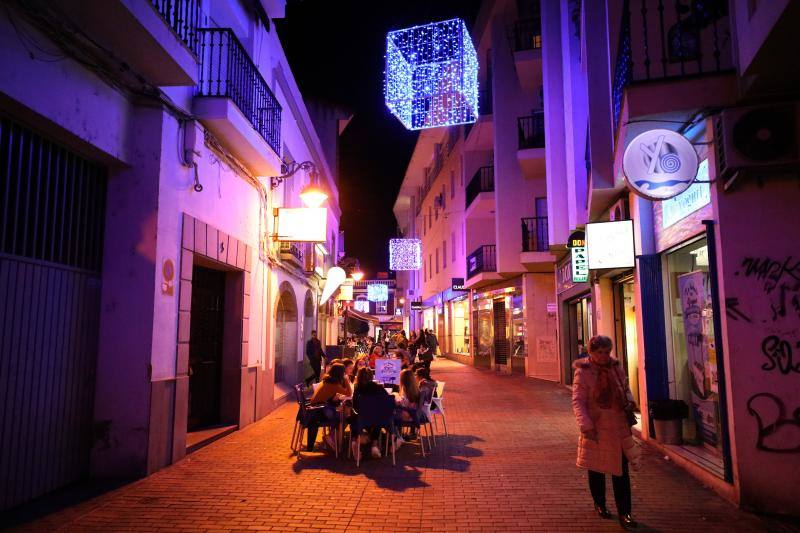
[344,308,380,324]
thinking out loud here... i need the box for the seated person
[306,364,352,452]
[415,367,437,399]
[351,367,390,459]
[395,342,412,367]
[393,368,421,449]
[368,344,384,369]
[343,359,355,383]
[354,354,369,372]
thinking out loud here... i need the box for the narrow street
[9,359,794,533]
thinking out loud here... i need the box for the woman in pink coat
[572,335,638,529]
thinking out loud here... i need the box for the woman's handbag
[612,367,638,427]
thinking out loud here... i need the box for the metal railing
[279,242,303,264]
[151,0,202,56]
[518,112,545,149]
[479,88,492,115]
[467,245,497,279]
[612,0,733,128]
[197,28,282,154]
[465,166,494,209]
[521,216,549,252]
[511,17,542,52]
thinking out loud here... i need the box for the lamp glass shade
[351,271,364,281]
[299,184,328,208]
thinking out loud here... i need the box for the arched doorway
[303,291,316,382]
[274,284,298,385]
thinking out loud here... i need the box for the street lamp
[398,297,405,306]
[351,270,364,281]
[270,160,328,207]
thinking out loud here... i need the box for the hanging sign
[586,220,635,269]
[566,230,585,249]
[571,247,589,282]
[623,129,699,200]
[410,301,423,311]
[275,207,327,242]
[451,277,467,291]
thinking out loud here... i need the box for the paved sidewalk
[7,359,798,532]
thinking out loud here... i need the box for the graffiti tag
[760,335,800,375]
[746,393,800,453]
[736,256,800,321]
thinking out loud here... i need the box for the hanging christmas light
[367,283,389,302]
[385,18,479,130]
[388,238,422,271]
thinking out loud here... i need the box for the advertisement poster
[678,271,718,446]
[374,358,401,384]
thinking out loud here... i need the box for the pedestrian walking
[572,335,640,529]
[417,329,434,371]
[305,330,325,386]
[425,329,439,357]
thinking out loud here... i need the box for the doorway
[492,299,510,370]
[564,294,593,384]
[188,265,226,431]
[614,276,641,409]
[275,287,298,386]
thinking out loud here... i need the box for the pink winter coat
[572,358,635,476]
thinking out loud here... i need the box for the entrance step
[186,424,238,454]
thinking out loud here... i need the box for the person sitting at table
[415,366,437,399]
[351,367,390,459]
[343,359,355,383]
[368,344,384,369]
[395,342,412,368]
[306,363,352,452]
[393,368,421,449]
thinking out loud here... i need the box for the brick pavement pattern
[8,359,798,532]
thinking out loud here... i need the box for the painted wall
[524,273,559,381]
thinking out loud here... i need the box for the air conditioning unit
[715,103,800,182]
[608,197,629,221]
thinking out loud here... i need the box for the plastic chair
[291,384,339,458]
[430,381,448,436]
[396,387,434,457]
[350,394,396,466]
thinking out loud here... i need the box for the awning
[344,308,380,324]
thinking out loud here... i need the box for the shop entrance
[188,265,226,431]
[564,295,592,384]
[614,276,641,410]
[492,299,510,369]
[275,287,298,386]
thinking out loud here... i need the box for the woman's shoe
[594,504,612,519]
[618,514,638,529]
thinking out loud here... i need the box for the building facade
[541,0,800,516]
[0,0,343,510]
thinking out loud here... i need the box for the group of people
[299,328,442,460]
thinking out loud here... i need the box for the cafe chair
[291,384,339,458]
[350,394,396,467]
[396,387,435,457]
[430,381,448,436]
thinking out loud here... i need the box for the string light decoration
[385,18,478,130]
[367,283,389,302]
[389,238,422,271]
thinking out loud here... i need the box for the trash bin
[649,399,689,445]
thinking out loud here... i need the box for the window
[376,301,388,314]
[451,232,456,262]
[441,185,446,210]
[429,254,432,276]
[423,261,427,281]
[460,156,464,186]
[435,248,440,274]
[355,298,369,313]
[450,171,455,199]
[443,240,447,268]
[428,206,432,229]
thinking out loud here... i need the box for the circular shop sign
[622,129,699,200]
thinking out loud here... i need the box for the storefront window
[666,237,721,457]
[449,297,470,355]
[473,301,493,358]
[511,293,526,357]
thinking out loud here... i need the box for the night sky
[275,0,482,277]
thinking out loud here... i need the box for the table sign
[375,358,402,384]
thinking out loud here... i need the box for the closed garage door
[0,116,107,510]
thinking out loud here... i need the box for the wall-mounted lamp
[270,160,328,208]
[351,270,364,281]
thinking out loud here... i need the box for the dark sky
[275,0,482,277]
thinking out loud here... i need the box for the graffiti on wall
[746,393,800,453]
[735,256,800,321]
[760,335,800,376]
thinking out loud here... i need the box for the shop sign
[566,230,586,248]
[275,207,327,242]
[336,284,354,301]
[571,246,589,282]
[661,159,711,228]
[623,129,699,200]
[410,301,423,311]
[451,277,467,291]
[586,220,635,270]
[556,259,574,294]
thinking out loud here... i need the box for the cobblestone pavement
[7,359,799,532]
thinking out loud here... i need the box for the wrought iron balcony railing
[511,17,542,52]
[151,0,202,56]
[197,28,282,154]
[279,242,303,265]
[467,245,497,279]
[465,166,494,209]
[521,216,549,252]
[518,112,545,149]
[612,0,733,128]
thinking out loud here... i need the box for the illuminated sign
[367,283,389,302]
[571,247,589,282]
[623,129,699,200]
[566,230,585,249]
[275,208,327,242]
[410,301,423,311]
[452,277,467,291]
[354,299,370,313]
[662,159,711,227]
[337,284,353,301]
[586,220,635,270]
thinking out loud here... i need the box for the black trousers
[306,406,336,450]
[305,358,321,386]
[588,455,631,515]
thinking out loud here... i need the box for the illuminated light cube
[385,18,478,130]
[367,283,389,302]
[388,238,422,271]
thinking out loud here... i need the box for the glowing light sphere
[367,283,389,302]
[389,238,422,271]
[385,18,478,130]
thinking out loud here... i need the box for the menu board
[374,358,402,384]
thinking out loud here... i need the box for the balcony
[465,166,495,217]
[517,113,546,176]
[464,89,494,150]
[51,0,201,85]
[510,17,543,90]
[465,245,501,288]
[511,18,542,52]
[194,28,283,175]
[612,0,736,128]
[280,242,304,268]
[521,216,557,271]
